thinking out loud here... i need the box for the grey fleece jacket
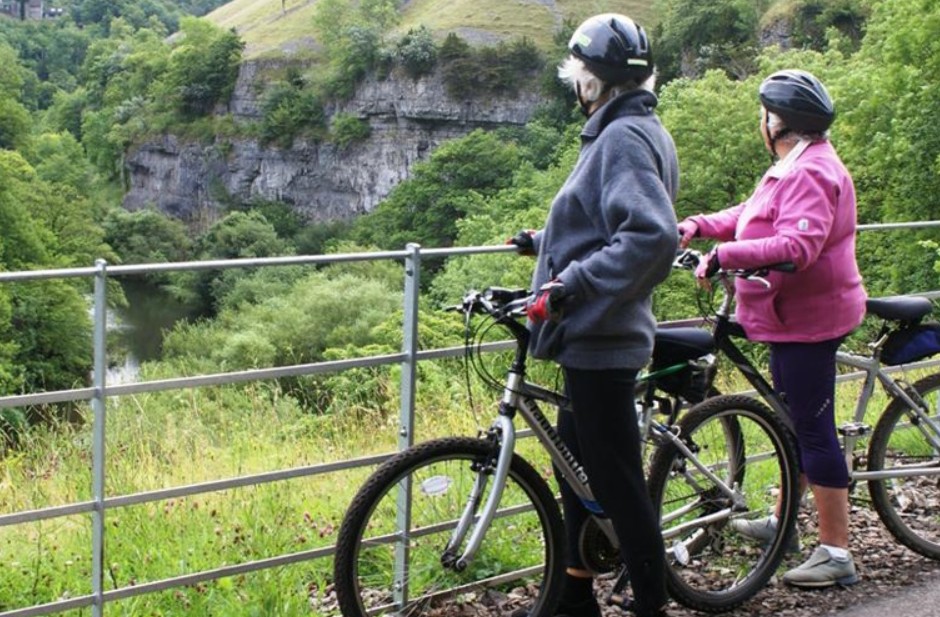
[529,89,679,369]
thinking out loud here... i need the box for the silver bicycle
[332,286,800,617]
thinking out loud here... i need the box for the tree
[103,208,193,266]
[0,97,31,151]
[161,18,244,119]
[172,211,293,312]
[652,0,765,82]
[0,151,94,406]
[657,70,768,219]
[831,0,940,294]
[352,130,525,250]
[396,26,437,78]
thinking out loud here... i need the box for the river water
[106,280,200,384]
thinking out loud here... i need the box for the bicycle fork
[441,411,516,571]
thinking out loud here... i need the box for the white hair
[557,56,655,103]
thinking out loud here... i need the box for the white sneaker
[729,515,800,554]
[783,546,859,587]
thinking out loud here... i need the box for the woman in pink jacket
[678,69,867,588]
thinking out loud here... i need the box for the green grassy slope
[207,0,655,59]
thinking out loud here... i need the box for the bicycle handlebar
[674,248,796,280]
[448,287,531,320]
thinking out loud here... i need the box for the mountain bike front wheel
[868,372,940,560]
[333,436,566,617]
[647,394,800,613]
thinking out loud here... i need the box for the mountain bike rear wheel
[333,436,565,617]
[868,372,940,560]
[647,395,800,612]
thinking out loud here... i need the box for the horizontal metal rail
[1,221,939,617]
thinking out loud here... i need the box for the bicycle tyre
[868,372,940,560]
[333,436,566,617]
[647,394,800,613]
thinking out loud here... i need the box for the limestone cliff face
[123,61,544,223]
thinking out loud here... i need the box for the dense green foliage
[0,1,239,429]
[349,129,532,251]
[652,0,869,82]
[67,0,229,34]
[439,34,545,99]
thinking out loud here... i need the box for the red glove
[527,281,568,323]
[507,229,537,256]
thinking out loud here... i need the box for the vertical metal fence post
[394,243,421,607]
[91,259,108,617]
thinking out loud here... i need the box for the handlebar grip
[743,262,796,277]
[484,287,530,304]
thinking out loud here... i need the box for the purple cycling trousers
[770,337,850,488]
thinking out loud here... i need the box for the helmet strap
[576,82,592,118]
[765,108,791,161]
[576,81,613,118]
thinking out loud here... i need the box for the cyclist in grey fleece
[527,81,679,368]
[510,13,678,617]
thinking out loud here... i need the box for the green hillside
[207,0,656,58]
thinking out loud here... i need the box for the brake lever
[730,269,772,288]
[673,248,703,271]
[502,296,532,319]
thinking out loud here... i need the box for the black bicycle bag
[881,322,940,365]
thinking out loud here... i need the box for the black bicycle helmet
[567,13,653,85]
[759,69,835,133]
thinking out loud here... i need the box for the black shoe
[509,596,602,617]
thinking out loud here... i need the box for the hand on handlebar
[677,220,699,248]
[526,280,568,323]
[507,229,537,256]
[694,248,721,291]
[695,248,721,279]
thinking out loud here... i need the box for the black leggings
[558,366,667,614]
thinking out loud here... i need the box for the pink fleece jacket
[687,140,867,343]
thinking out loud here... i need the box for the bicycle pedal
[605,593,634,611]
[603,566,632,609]
[838,422,870,437]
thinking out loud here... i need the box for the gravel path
[317,499,940,616]
[593,502,940,617]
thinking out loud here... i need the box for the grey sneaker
[783,546,859,588]
[729,515,800,554]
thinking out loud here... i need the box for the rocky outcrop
[122,62,544,223]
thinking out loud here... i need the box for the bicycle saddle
[652,327,716,365]
[866,296,934,322]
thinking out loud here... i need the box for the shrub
[260,83,325,146]
[439,34,545,99]
[396,26,437,78]
[330,112,371,149]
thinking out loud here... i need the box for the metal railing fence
[1,221,939,617]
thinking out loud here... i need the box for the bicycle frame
[448,302,745,568]
[836,348,940,482]
[706,273,940,485]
